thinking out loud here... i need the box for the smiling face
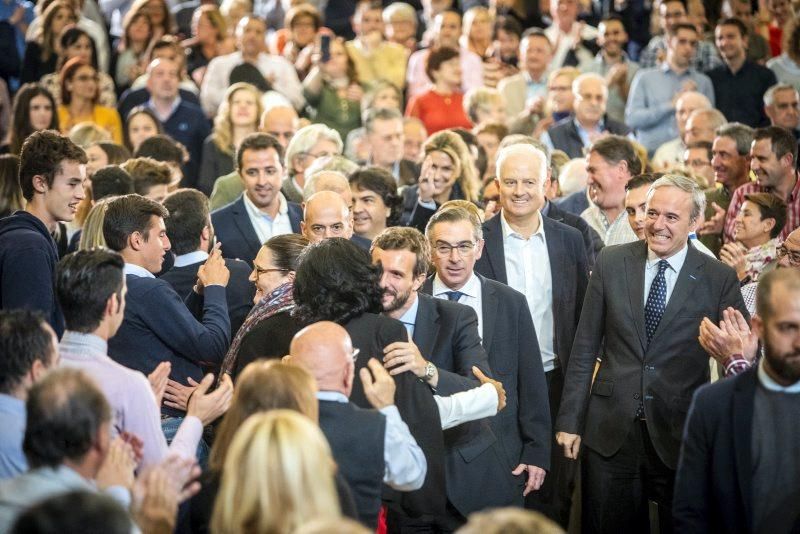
[712,135,749,187]
[239,147,283,211]
[249,246,291,303]
[372,246,422,315]
[40,159,87,224]
[749,137,787,189]
[586,151,628,211]
[714,23,746,62]
[625,183,650,240]
[598,18,627,55]
[734,199,772,248]
[424,150,459,197]
[428,219,483,290]
[352,186,390,240]
[139,215,170,273]
[496,151,545,221]
[645,185,697,258]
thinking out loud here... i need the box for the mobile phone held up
[320,35,331,63]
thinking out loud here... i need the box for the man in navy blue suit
[674,268,800,533]
[211,133,302,266]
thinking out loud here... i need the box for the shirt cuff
[417,198,437,210]
[721,353,751,377]
[167,415,203,460]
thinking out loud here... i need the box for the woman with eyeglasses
[57,58,123,144]
[218,234,310,382]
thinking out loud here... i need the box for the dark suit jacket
[160,257,254,335]
[411,293,509,516]
[421,275,552,477]
[210,194,302,266]
[673,367,757,534]
[545,200,603,270]
[398,159,421,187]
[546,115,631,158]
[475,212,589,371]
[556,240,749,469]
[554,188,590,216]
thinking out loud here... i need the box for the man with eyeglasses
[474,143,589,526]
[422,204,552,510]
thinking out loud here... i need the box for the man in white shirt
[581,135,641,245]
[544,0,598,71]
[201,15,304,116]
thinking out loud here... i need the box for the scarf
[219,281,295,379]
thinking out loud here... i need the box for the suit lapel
[732,369,757,529]
[413,295,440,361]
[543,217,564,323]
[625,242,648,353]
[231,196,262,260]
[651,245,705,343]
[483,215,508,284]
[478,275,497,351]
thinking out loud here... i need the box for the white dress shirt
[242,191,295,245]
[200,52,304,115]
[123,263,155,279]
[643,244,689,307]
[432,272,483,339]
[758,358,800,393]
[501,211,556,372]
[174,250,209,268]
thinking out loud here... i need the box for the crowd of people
[0,0,800,532]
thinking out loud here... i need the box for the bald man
[261,105,299,150]
[290,321,504,527]
[652,91,712,170]
[302,188,372,250]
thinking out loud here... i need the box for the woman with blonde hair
[211,410,341,534]
[78,197,113,250]
[198,82,263,195]
[461,6,494,58]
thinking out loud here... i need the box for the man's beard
[764,337,800,384]
[382,287,412,314]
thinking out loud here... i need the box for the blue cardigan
[108,275,230,416]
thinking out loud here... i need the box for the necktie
[445,291,464,302]
[644,260,669,345]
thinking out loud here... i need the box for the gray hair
[383,2,416,23]
[647,173,707,221]
[285,124,343,178]
[688,108,728,132]
[715,122,755,156]
[303,169,350,201]
[495,144,548,190]
[572,72,608,99]
[425,206,483,242]
[463,87,504,124]
[763,82,799,107]
[364,107,403,134]
[498,134,552,166]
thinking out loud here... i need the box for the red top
[768,24,783,58]
[405,89,473,134]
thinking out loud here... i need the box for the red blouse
[405,89,473,134]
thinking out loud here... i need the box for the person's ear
[31,174,49,195]
[104,292,117,318]
[129,230,145,251]
[763,217,776,235]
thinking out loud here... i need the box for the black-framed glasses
[253,266,289,276]
[433,241,477,257]
[777,245,800,264]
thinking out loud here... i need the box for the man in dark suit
[474,143,589,526]
[161,190,254,335]
[556,174,749,534]
[673,268,800,534]
[542,73,631,159]
[363,108,421,187]
[211,133,302,266]
[422,206,552,504]
[371,227,507,530]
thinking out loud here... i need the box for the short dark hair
[753,126,798,164]
[236,133,285,171]
[0,310,54,394]
[264,234,309,271]
[452,127,487,180]
[626,172,662,191]
[23,368,111,469]
[494,16,523,39]
[686,140,713,161]
[56,249,125,333]
[600,13,626,27]
[670,22,699,36]
[103,194,169,252]
[91,166,135,201]
[11,491,132,534]
[589,135,643,176]
[716,16,748,37]
[134,134,185,165]
[162,189,210,255]
[757,268,800,321]
[121,157,173,196]
[349,167,402,227]
[372,226,431,278]
[425,46,460,82]
[744,192,787,239]
[293,238,384,324]
[19,130,87,201]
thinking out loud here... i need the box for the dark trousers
[526,367,577,528]
[582,420,675,534]
[385,502,466,534]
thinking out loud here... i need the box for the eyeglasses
[433,241,476,257]
[349,348,360,362]
[777,245,800,264]
[74,74,99,82]
[253,265,289,276]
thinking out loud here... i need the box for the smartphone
[320,34,331,63]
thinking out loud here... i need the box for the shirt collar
[242,191,288,220]
[0,393,25,415]
[124,263,155,279]
[646,242,689,273]
[523,70,548,85]
[174,250,209,268]
[60,331,108,356]
[573,116,605,133]
[397,293,420,329]
[500,210,545,240]
[316,391,349,403]
[145,96,182,121]
[758,357,800,393]
[432,272,480,298]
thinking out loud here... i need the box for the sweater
[0,211,63,336]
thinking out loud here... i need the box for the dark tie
[644,260,669,345]
[445,291,464,302]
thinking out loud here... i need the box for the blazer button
[633,393,640,400]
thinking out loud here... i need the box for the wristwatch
[423,361,436,382]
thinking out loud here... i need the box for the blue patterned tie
[445,291,464,302]
[644,260,669,345]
